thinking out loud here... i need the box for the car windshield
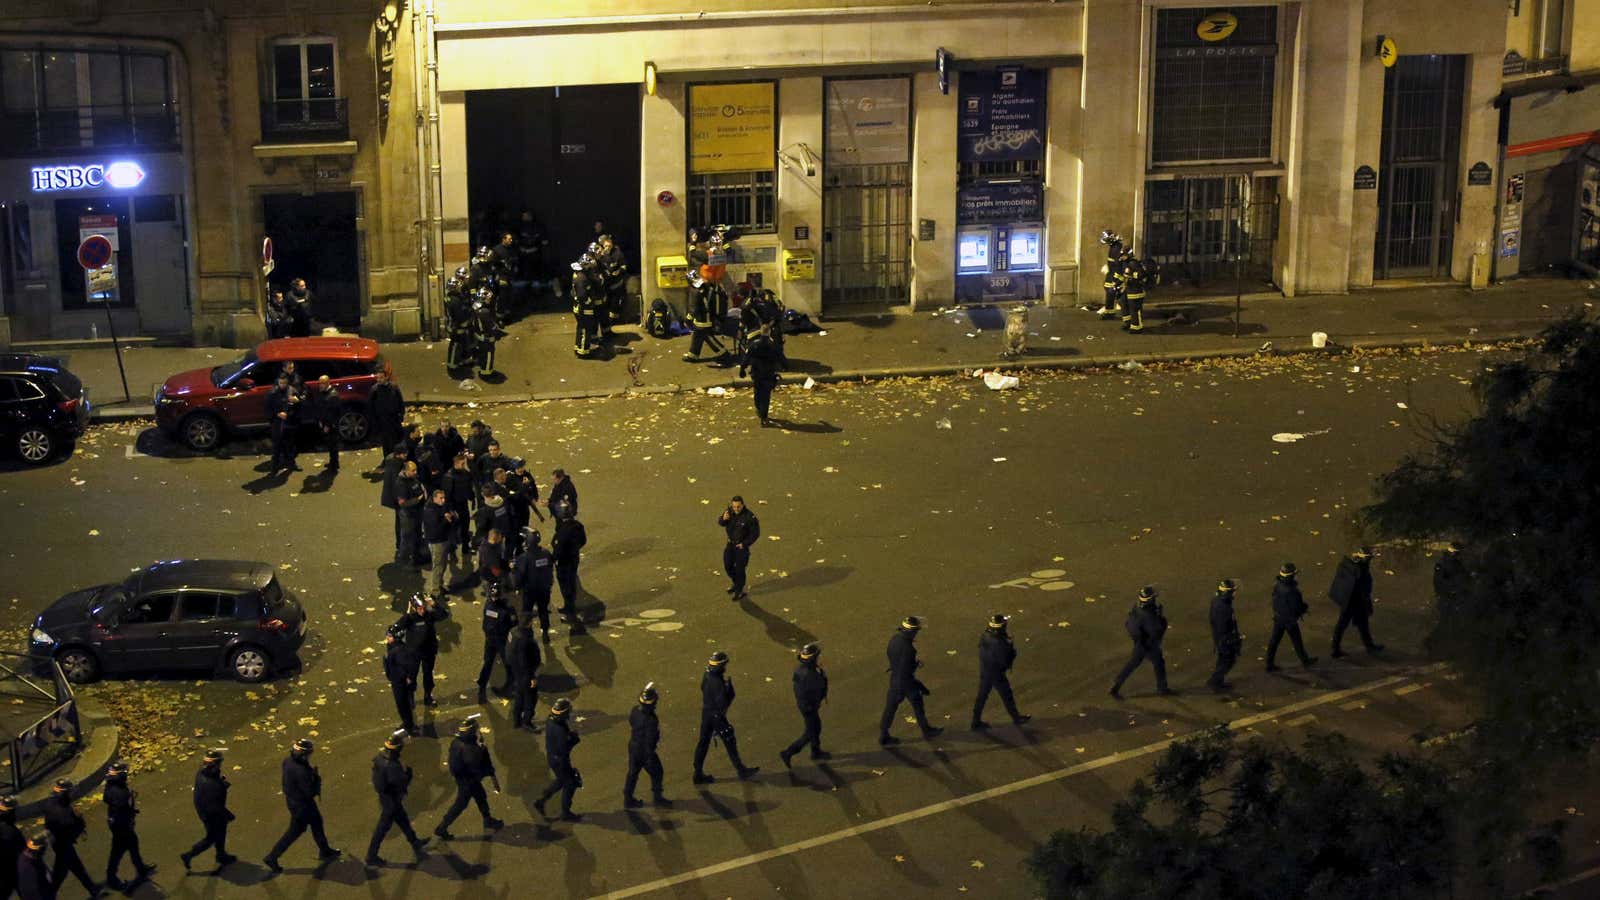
[212,350,259,387]
[90,587,129,623]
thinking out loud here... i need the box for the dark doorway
[1375,55,1465,279]
[262,191,361,328]
[465,84,641,297]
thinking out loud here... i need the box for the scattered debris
[1271,428,1331,443]
[935,418,953,430]
[706,386,728,396]
[457,379,480,391]
[802,376,817,390]
[983,371,1020,390]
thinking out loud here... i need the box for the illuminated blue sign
[30,161,147,193]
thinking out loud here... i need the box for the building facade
[5,1,1587,348]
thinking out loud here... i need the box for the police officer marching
[15,832,52,900]
[102,761,156,891]
[383,629,420,735]
[1266,562,1318,671]
[536,698,584,822]
[42,778,99,894]
[1110,586,1173,699]
[435,715,505,841]
[1329,546,1385,657]
[879,616,943,745]
[513,526,556,641]
[264,738,341,873]
[972,615,1031,730]
[693,651,760,784]
[0,794,22,900]
[477,583,518,704]
[780,643,831,768]
[624,683,671,809]
[181,749,237,872]
[1206,579,1244,694]
[508,623,542,731]
[365,730,430,868]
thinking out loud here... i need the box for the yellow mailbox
[782,248,816,281]
[655,255,690,289]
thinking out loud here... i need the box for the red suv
[155,337,389,451]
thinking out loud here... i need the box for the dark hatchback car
[28,560,307,684]
[0,353,90,465]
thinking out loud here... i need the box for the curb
[14,693,119,818]
[88,328,1539,422]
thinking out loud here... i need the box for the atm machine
[956,221,1045,303]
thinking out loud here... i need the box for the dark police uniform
[265,748,338,868]
[365,746,426,865]
[15,846,51,900]
[547,475,578,519]
[741,332,783,425]
[879,625,939,743]
[442,462,477,560]
[400,601,446,705]
[384,637,420,732]
[102,773,152,888]
[182,762,235,869]
[718,505,760,598]
[552,515,587,618]
[43,789,97,892]
[0,804,22,899]
[536,713,582,819]
[508,627,542,729]
[1207,586,1244,692]
[624,700,666,805]
[1266,570,1317,670]
[513,538,556,637]
[692,663,756,781]
[781,654,830,764]
[366,379,406,458]
[1110,593,1171,698]
[435,729,503,836]
[477,593,518,700]
[972,624,1028,727]
[1329,553,1383,656]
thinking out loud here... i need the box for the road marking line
[591,663,1450,900]
[1282,714,1317,727]
[1524,862,1600,896]
[1340,700,1369,711]
[1393,683,1426,696]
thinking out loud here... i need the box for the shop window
[687,171,776,234]
[1150,7,1279,164]
[0,45,176,154]
[55,197,135,310]
[264,37,347,141]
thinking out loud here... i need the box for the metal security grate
[688,171,776,234]
[1375,55,1464,278]
[823,163,910,306]
[1151,7,1278,164]
[1142,175,1279,287]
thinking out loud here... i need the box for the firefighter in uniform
[780,643,831,768]
[1206,579,1244,693]
[692,651,760,784]
[1097,230,1125,319]
[1116,248,1153,333]
[1110,586,1172,698]
[624,682,670,808]
[435,715,505,840]
[972,614,1031,729]
[571,254,604,358]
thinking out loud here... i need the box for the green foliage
[1025,728,1459,900]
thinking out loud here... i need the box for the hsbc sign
[30,161,147,193]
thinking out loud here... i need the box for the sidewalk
[53,277,1596,421]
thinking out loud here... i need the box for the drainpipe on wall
[411,0,433,337]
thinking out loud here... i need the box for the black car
[0,352,89,465]
[29,560,307,684]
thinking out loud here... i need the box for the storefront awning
[1493,68,1600,108]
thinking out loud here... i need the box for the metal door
[1142,175,1279,288]
[131,194,189,334]
[1375,55,1464,279]
[823,162,910,306]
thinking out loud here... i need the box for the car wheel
[230,644,272,683]
[336,406,370,444]
[180,413,224,452]
[15,427,55,465]
[56,647,101,684]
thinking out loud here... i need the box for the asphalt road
[1,344,1573,898]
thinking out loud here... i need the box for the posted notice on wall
[79,214,120,302]
[690,82,777,174]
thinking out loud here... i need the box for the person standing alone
[717,496,759,601]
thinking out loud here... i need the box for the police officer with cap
[1329,545,1385,657]
[264,738,340,873]
[1110,587,1173,699]
[972,615,1031,729]
[513,526,556,641]
[383,629,420,735]
[366,730,429,868]
[880,616,943,745]
[1207,579,1244,694]
[624,683,670,808]
[102,760,156,890]
[477,584,518,704]
[399,594,447,708]
[16,832,52,900]
[1266,563,1317,671]
[42,777,98,893]
[509,623,543,731]
[0,794,22,899]
[435,715,505,840]
[692,651,760,784]
[780,643,831,768]
[536,699,584,821]
[181,749,237,871]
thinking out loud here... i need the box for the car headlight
[30,627,54,645]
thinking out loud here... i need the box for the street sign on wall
[958,68,1046,163]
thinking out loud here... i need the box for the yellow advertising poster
[690,82,776,174]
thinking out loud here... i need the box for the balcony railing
[0,103,181,157]
[259,97,349,144]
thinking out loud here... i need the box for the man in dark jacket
[442,452,477,564]
[552,509,587,620]
[464,420,494,469]
[0,794,24,899]
[1110,586,1172,699]
[1329,546,1384,657]
[426,421,465,472]
[477,586,518,704]
[288,277,314,335]
[1206,579,1244,693]
[879,616,943,744]
[41,779,97,894]
[394,460,426,566]
[513,527,556,641]
[384,632,420,734]
[508,624,542,730]
[474,490,515,569]
[535,699,583,821]
[1266,563,1318,671]
[435,716,505,840]
[780,643,831,768]
[365,731,429,867]
[717,496,760,600]
[263,738,339,872]
[15,833,52,900]
[102,761,155,890]
[739,325,783,426]
[424,491,459,599]
[180,750,236,871]
[399,595,447,707]
[692,651,760,784]
[266,374,301,474]
[624,683,669,807]
[972,615,1031,728]
[309,374,342,471]
[367,369,406,460]
[546,467,577,519]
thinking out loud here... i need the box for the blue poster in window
[957,182,1043,224]
[958,67,1046,162]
